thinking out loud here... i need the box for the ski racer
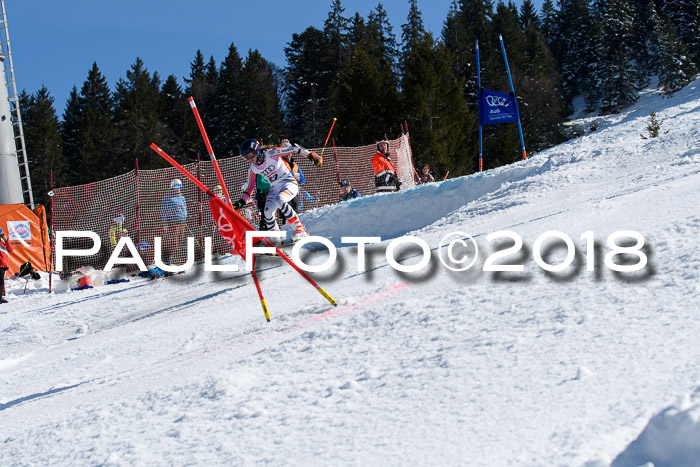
[372,137,401,193]
[233,139,323,242]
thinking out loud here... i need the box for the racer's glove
[232,199,245,210]
[308,152,323,167]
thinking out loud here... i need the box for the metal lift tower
[0,0,33,207]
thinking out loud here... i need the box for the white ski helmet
[170,178,183,189]
[376,137,390,154]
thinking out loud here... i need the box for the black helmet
[340,179,351,188]
[240,139,262,160]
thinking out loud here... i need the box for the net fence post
[135,159,141,258]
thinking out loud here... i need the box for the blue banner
[478,88,519,126]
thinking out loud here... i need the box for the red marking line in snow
[61,283,410,394]
[294,282,407,328]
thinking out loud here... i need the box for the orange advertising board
[0,204,52,277]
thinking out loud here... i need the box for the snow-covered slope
[1,79,699,466]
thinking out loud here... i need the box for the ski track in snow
[1,80,700,465]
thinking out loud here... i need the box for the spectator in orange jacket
[371,137,401,193]
[0,228,14,304]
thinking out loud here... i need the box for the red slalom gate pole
[150,143,338,311]
[188,97,233,206]
[414,167,423,185]
[250,256,271,322]
[321,118,337,156]
[332,138,342,193]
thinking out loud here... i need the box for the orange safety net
[51,135,415,272]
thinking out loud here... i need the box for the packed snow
[1,79,699,465]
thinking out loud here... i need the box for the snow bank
[302,161,545,240]
[612,389,700,467]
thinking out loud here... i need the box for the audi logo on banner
[486,95,510,107]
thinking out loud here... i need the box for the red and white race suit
[240,145,301,229]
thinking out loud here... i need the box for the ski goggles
[172,184,182,189]
[114,216,125,223]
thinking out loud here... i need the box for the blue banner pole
[499,34,527,160]
[476,40,483,171]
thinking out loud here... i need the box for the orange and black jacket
[371,151,398,192]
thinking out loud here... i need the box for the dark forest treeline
[22,0,699,207]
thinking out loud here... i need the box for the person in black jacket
[415,163,435,184]
[339,180,361,202]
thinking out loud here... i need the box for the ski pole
[443,171,449,181]
[414,167,423,184]
[321,118,337,156]
[250,256,271,322]
[184,223,205,254]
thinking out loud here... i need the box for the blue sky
[6,0,541,115]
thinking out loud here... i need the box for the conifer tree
[519,0,540,28]
[238,50,285,142]
[348,13,366,49]
[539,0,557,41]
[600,49,639,113]
[184,50,206,94]
[212,43,245,157]
[180,50,215,159]
[657,17,698,93]
[367,3,400,69]
[284,27,331,145]
[493,1,525,83]
[402,0,426,51]
[629,0,663,80]
[185,50,217,119]
[661,0,700,65]
[21,87,65,206]
[402,33,476,175]
[68,62,119,184]
[327,5,401,145]
[159,74,190,160]
[519,25,567,151]
[598,0,639,113]
[323,0,351,87]
[551,0,599,108]
[332,47,393,144]
[582,5,605,111]
[61,86,82,184]
[113,57,164,171]
[442,1,465,73]
[443,0,495,94]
